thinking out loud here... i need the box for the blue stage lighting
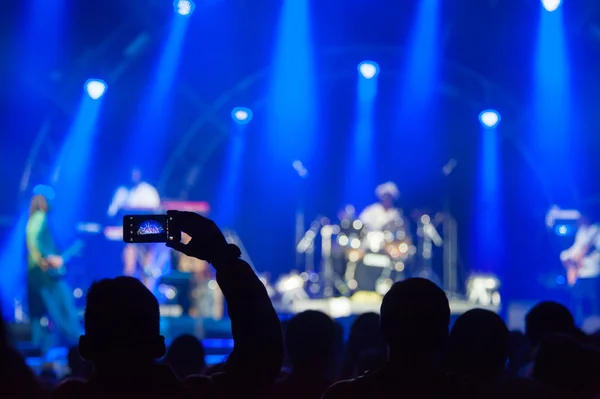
[479,110,501,128]
[174,0,195,16]
[358,61,380,79]
[84,79,107,100]
[231,107,253,124]
[541,0,561,12]
[32,184,56,201]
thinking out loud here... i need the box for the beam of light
[479,110,501,129]
[84,79,107,100]
[542,0,562,12]
[534,5,572,202]
[51,94,104,244]
[266,0,318,165]
[231,107,253,124]
[174,0,196,16]
[472,123,503,274]
[0,212,28,321]
[399,0,441,114]
[212,127,246,229]
[126,11,190,178]
[345,67,378,208]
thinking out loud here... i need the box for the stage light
[358,61,380,79]
[541,0,561,12]
[174,0,195,16]
[84,79,107,100]
[479,110,501,128]
[231,107,253,124]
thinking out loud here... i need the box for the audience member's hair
[447,308,509,378]
[341,312,386,379]
[79,277,165,366]
[163,334,206,378]
[380,278,450,354]
[285,311,337,370]
[525,301,575,348]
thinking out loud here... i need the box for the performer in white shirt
[109,168,168,292]
[107,168,161,217]
[359,182,402,231]
[560,211,600,322]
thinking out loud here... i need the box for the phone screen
[123,215,178,243]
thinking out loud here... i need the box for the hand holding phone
[165,210,228,263]
[122,215,181,243]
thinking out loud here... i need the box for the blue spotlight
[358,61,380,79]
[174,0,195,16]
[32,184,56,201]
[479,110,501,128]
[231,107,253,124]
[541,0,561,12]
[84,79,107,100]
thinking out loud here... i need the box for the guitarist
[560,211,600,322]
[26,194,82,351]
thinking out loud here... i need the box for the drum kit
[296,205,448,298]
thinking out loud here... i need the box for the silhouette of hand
[166,210,229,263]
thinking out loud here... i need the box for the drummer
[359,181,403,231]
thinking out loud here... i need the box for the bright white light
[231,107,253,124]
[174,0,195,16]
[358,61,380,79]
[541,0,561,12]
[84,79,107,100]
[479,109,501,128]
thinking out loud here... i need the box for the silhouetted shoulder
[321,372,375,399]
[321,380,355,399]
[52,378,88,399]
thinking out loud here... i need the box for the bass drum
[345,250,414,295]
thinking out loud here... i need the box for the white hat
[375,182,400,199]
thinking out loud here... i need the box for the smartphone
[122,215,180,243]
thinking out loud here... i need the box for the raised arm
[211,256,283,396]
[166,211,284,397]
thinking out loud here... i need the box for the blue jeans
[31,280,82,351]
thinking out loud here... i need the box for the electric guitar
[563,245,595,287]
[43,240,84,278]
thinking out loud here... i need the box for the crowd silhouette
[2,210,600,398]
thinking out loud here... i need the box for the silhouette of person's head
[533,334,587,395]
[380,278,450,358]
[342,312,387,378]
[78,277,166,375]
[164,334,206,378]
[285,310,337,373]
[447,309,509,378]
[525,301,575,348]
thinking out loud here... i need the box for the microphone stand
[442,160,459,296]
[293,161,309,271]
